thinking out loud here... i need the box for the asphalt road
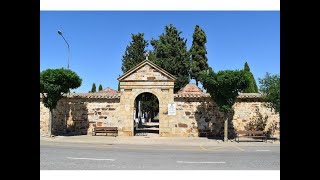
[40,141,280,170]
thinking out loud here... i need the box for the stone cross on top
[144,52,149,61]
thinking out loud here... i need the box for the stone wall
[40,101,50,134]
[171,97,279,138]
[173,97,227,137]
[40,60,279,138]
[40,98,120,135]
[41,96,279,139]
[233,100,280,138]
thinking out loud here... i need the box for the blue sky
[40,11,279,93]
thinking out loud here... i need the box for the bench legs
[105,132,118,136]
[107,132,117,136]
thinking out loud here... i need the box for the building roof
[177,83,204,94]
[174,83,210,98]
[174,93,211,98]
[237,93,262,99]
[117,60,176,81]
[40,85,262,100]
[95,87,119,94]
[174,84,263,99]
[40,93,120,99]
[70,93,120,99]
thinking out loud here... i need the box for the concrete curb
[40,135,280,147]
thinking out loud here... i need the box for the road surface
[40,141,280,170]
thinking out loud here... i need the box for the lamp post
[58,30,71,130]
[58,30,70,69]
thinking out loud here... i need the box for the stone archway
[117,60,176,137]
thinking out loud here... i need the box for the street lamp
[58,30,70,69]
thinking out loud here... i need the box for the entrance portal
[117,60,176,137]
[134,92,159,136]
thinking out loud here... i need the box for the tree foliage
[243,62,258,93]
[147,50,156,61]
[136,93,159,121]
[150,24,190,92]
[190,25,209,86]
[259,72,280,114]
[121,33,149,73]
[40,68,82,136]
[98,84,103,91]
[139,93,159,115]
[199,68,249,141]
[199,68,250,112]
[91,83,96,93]
[40,68,82,110]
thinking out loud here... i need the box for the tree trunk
[48,109,53,136]
[196,80,198,86]
[224,112,228,142]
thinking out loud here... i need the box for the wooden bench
[235,130,267,142]
[92,127,118,136]
[199,129,222,138]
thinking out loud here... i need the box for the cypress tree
[91,83,96,93]
[98,84,103,91]
[243,62,258,93]
[121,33,148,73]
[190,25,209,86]
[150,24,190,92]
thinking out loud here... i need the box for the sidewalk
[40,135,280,147]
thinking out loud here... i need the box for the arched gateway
[117,60,176,136]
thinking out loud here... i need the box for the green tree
[243,62,258,93]
[199,68,249,141]
[40,68,82,136]
[151,24,190,92]
[91,83,96,93]
[147,50,156,61]
[139,93,159,121]
[190,25,209,86]
[121,33,149,73]
[98,84,103,91]
[259,72,280,114]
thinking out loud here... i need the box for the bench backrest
[236,130,265,134]
[94,127,118,130]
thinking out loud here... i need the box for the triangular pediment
[118,60,176,81]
